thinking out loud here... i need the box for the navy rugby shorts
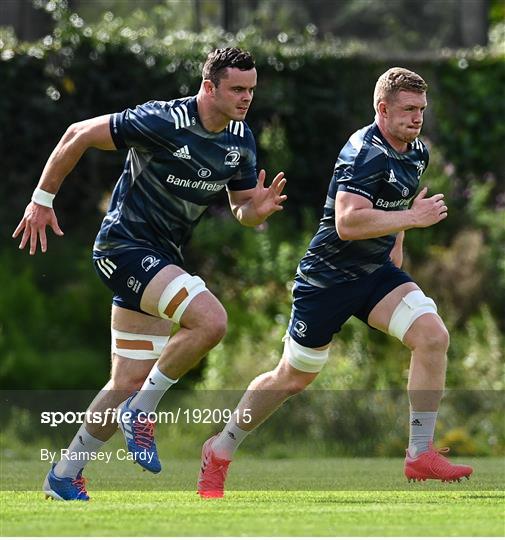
[92,248,176,314]
[288,261,414,348]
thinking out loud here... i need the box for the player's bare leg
[139,265,228,379]
[47,309,167,481]
[117,265,227,472]
[198,355,319,497]
[81,308,169,437]
[44,307,168,499]
[368,282,472,482]
[225,358,319,433]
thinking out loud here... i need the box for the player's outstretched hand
[12,202,64,255]
[252,169,287,220]
[410,187,448,228]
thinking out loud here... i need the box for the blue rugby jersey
[297,123,429,287]
[93,96,257,264]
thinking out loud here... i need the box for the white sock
[53,424,105,479]
[408,411,438,457]
[212,421,251,460]
[129,365,178,412]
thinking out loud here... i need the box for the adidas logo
[411,419,423,427]
[173,145,191,160]
[388,169,397,183]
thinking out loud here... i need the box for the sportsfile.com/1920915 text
[40,408,252,427]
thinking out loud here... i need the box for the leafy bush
[0,248,111,389]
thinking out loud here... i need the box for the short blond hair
[373,67,427,112]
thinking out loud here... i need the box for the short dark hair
[202,48,255,87]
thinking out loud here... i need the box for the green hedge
[1,20,503,238]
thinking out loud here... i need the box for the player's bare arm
[389,230,404,268]
[227,169,287,227]
[12,115,115,255]
[335,187,447,241]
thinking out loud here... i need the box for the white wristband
[31,188,56,208]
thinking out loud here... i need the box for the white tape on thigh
[283,335,329,373]
[388,290,437,342]
[112,329,169,360]
[157,274,207,324]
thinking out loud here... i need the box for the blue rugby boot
[43,464,90,501]
[118,393,161,474]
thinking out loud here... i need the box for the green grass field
[1,457,504,536]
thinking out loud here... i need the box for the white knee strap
[158,274,207,324]
[112,329,169,360]
[388,290,437,342]
[283,335,329,373]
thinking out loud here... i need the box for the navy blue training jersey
[93,96,257,265]
[297,122,429,287]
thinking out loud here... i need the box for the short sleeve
[227,129,257,191]
[335,150,387,203]
[109,101,167,151]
